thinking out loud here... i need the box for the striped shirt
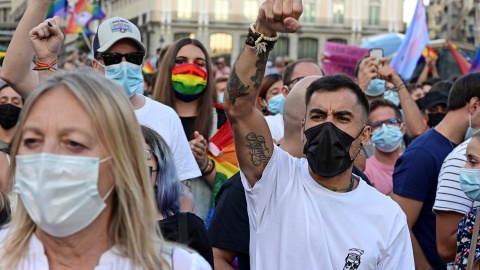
[434,138,480,214]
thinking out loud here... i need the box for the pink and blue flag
[390,0,429,80]
[469,47,480,73]
[46,0,69,19]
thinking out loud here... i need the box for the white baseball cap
[92,17,146,57]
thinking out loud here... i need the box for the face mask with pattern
[172,63,208,102]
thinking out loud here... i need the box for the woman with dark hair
[152,38,236,223]
[141,125,214,268]
[255,73,283,115]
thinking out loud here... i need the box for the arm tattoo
[250,53,267,90]
[245,132,271,167]
[227,65,250,105]
[182,180,193,193]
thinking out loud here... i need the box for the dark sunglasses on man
[96,52,145,66]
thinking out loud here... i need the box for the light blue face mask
[365,79,386,96]
[384,90,400,106]
[460,168,480,201]
[371,123,403,153]
[218,93,224,104]
[98,61,144,98]
[465,113,477,140]
[268,94,286,115]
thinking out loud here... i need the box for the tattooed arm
[223,0,302,187]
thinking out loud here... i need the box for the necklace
[319,175,355,192]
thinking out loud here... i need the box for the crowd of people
[1,0,480,269]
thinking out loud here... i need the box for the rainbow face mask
[172,64,208,102]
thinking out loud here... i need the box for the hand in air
[29,16,64,64]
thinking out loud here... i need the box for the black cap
[423,90,448,110]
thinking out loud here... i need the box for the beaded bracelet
[245,23,279,55]
[202,159,216,176]
[33,59,59,72]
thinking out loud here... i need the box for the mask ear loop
[351,126,366,161]
[99,156,115,201]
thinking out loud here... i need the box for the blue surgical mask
[365,79,386,96]
[460,168,480,201]
[371,123,403,153]
[98,60,144,98]
[466,113,477,140]
[267,94,286,115]
[218,93,224,104]
[384,90,400,106]
[14,153,114,237]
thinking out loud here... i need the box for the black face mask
[303,122,364,178]
[427,113,446,127]
[0,104,21,130]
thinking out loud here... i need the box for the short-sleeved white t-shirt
[434,138,480,214]
[264,114,284,142]
[240,145,414,270]
[135,96,201,181]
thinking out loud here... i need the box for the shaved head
[283,76,323,138]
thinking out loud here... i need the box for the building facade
[11,0,404,65]
[0,0,15,51]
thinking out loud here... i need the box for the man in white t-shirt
[2,16,201,183]
[223,1,414,269]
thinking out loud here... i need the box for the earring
[262,105,268,114]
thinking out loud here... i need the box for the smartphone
[369,48,384,67]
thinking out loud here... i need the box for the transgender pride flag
[390,0,429,80]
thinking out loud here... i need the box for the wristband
[33,59,59,72]
[202,159,216,176]
[201,158,211,173]
[390,83,405,92]
[245,23,279,55]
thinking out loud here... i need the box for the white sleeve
[376,212,415,269]
[169,114,202,181]
[434,146,479,215]
[239,145,296,231]
[172,247,212,270]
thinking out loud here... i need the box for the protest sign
[322,42,369,78]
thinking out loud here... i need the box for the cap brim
[96,36,146,54]
[425,100,447,110]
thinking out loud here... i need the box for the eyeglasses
[286,76,305,87]
[96,52,145,66]
[145,149,154,161]
[371,118,402,130]
[148,166,158,178]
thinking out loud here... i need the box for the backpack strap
[178,212,188,244]
[467,209,480,270]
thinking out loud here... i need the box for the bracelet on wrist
[245,23,279,55]
[390,83,405,92]
[202,159,216,176]
[200,158,210,172]
[33,59,59,72]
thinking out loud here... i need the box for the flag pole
[443,6,474,48]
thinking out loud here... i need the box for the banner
[322,42,369,78]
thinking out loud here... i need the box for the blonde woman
[0,72,210,269]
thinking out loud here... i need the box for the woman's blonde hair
[0,71,171,269]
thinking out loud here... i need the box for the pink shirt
[364,156,394,195]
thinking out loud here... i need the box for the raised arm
[378,59,426,139]
[2,0,63,98]
[223,0,302,187]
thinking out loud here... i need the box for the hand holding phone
[369,48,384,68]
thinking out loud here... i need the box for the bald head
[283,76,323,139]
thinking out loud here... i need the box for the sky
[403,0,430,24]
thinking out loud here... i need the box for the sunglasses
[286,76,305,87]
[96,52,145,66]
[371,118,402,130]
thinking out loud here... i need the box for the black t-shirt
[159,212,214,268]
[208,173,250,270]
[180,107,228,141]
[208,166,371,270]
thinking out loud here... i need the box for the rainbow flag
[447,40,471,75]
[391,0,429,80]
[205,117,239,227]
[65,0,105,36]
[469,47,480,73]
[142,61,154,74]
[422,46,437,60]
[46,0,69,19]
